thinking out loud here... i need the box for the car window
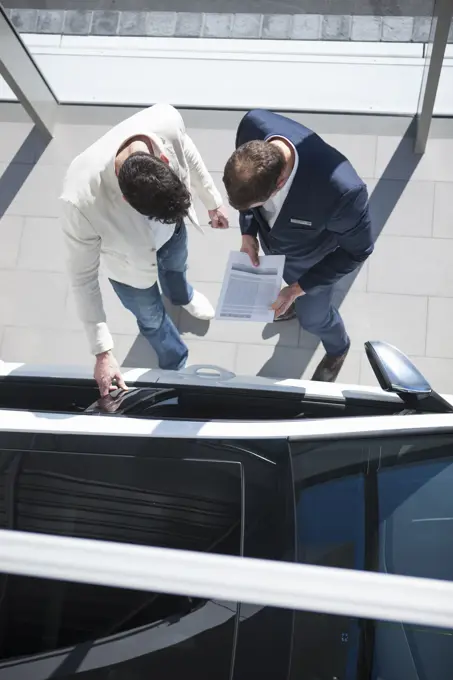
[290,610,452,680]
[289,434,453,680]
[0,440,242,679]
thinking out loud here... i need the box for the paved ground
[1,0,437,17]
[1,105,453,393]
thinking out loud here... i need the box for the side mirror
[365,341,453,413]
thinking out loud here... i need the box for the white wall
[1,35,453,115]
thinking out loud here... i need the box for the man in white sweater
[61,104,228,396]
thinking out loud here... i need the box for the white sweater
[60,103,222,356]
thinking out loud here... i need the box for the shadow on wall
[0,125,50,219]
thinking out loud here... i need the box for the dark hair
[118,152,191,224]
[223,140,285,210]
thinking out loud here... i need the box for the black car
[0,341,452,680]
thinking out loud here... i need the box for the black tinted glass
[0,447,241,677]
[290,434,453,680]
[291,609,453,680]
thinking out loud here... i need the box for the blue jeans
[110,222,193,370]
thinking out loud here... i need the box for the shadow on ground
[121,335,159,369]
[0,125,51,218]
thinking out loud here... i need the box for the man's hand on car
[94,350,128,397]
[241,234,260,267]
[208,205,229,229]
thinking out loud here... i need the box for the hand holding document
[216,252,285,323]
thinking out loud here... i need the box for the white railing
[0,529,452,630]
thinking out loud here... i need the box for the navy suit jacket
[236,110,374,293]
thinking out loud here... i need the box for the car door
[0,419,294,680]
[288,415,453,680]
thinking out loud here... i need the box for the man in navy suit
[223,110,374,383]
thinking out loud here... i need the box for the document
[216,252,285,322]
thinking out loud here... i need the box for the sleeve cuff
[86,322,114,356]
[202,185,223,211]
[297,272,316,294]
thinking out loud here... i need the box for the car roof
[2,359,453,409]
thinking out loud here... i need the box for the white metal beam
[0,8,57,135]
[0,406,453,440]
[0,529,452,630]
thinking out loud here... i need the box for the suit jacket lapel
[272,157,309,232]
